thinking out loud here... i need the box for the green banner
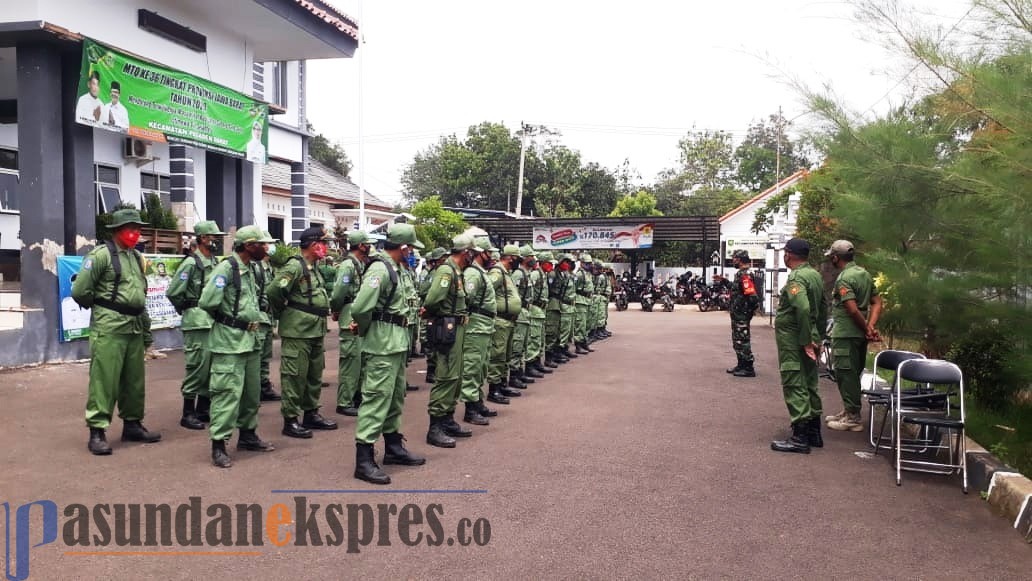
[76,38,268,163]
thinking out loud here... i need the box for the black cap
[299,226,332,245]
[784,238,810,257]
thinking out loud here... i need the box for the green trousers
[180,329,211,398]
[776,331,821,423]
[545,309,561,350]
[85,332,146,429]
[833,337,868,414]
[337,334,362,407]
[461,331,492,403]
[259,324,273,386]
[209,349,260,441]
[428,324,466,417]
[510,318,529,370]
[732,315,755,364]
[560,309,575,348]
[526,316,545,362]
[355,351,407,444]
[488,319,514,385]
[574,304,588,343]
[279,336,325,418]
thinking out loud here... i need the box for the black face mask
[247,243,268,261]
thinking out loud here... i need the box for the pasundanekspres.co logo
[3,491,491,580]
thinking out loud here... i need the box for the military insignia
[83,258,93,270]
[341,275,351,285]
[214,275,227,288]
[466,281,476,291]
[839,287,848,296]
[369,276,381,289]
[180,271,189,281]
[279,276,291,288]
[440,277,451,288]
[790,286,800,295]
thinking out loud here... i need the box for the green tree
[653,129,749,216]
[609,190,663,217]
[733,112,811,192]
[306,122,352,177]
[409,195,469,250]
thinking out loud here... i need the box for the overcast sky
[306,0,972,205]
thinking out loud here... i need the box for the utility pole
[356,0,367,229]
[515,121,528,216]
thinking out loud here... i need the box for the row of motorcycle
[613,274,733,313]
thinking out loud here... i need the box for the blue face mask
[407,254,417,268]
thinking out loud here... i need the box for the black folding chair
[867,350,926,452]
[893,359,967,493]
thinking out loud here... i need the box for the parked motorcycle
[614,286,629,311]
[691,280,715,312]
[659,285,675,312]
[640,286,655,312]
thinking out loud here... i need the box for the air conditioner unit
[123,138,153,160]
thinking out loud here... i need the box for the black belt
[371,311,408,327]
[287,301,330,317]
[182,299,199,310]
[215,313,259,331]
[470,306,496,319]
[497,312,519,322]
[93,298,145,317]
[561,298,576,305]
[535,300,548,308]
[577,291,591,297]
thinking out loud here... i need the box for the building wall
[268,126,303,162]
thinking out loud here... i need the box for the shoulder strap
[476,267,489,306]
[369,257,399,310]
[225,256,242,317]
[291,255,314,306]
[105,241,121,302]
[490,265,510,313]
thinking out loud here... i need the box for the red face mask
[115,229,141,249]
[312,242,328,259]
[541,262,554,273]
[559,262,571,272]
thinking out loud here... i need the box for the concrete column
[61,46,96,256]
[238,158,254,226]
[290,137,309,243]
[169,143,196,231]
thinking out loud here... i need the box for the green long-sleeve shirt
[423,256,467,317]
[330,254,366,332]
[267,256,330,339]
[351,255,413,355]
[775,263,825,347]
[489,264,522,318]
[463,262,496,334]
[574,268,594,305]
[165,250,216,331]
[199,256,263,354]
[71,242,149,335]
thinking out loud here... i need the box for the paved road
[1,308,1029,580]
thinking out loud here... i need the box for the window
[267,217,284,243]
[141,172,171,209]
[269,61,288,108]
[0,147,16,173]
[0,147,16,211]
[95,164,121,213]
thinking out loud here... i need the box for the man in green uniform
[402,249,421,391]
[572,253,595,354]
[256,238,281,402]
[419,248,446,384]
[770,238,827,454]
[267,226,337,438]
[72,208,161,455]
[461,238,500,421]
[556,253,579,361]
[331,230,372,416]
[349,224,426,484]
[541,251,564,368]
[825,240,884,432]
[423,234,476,447]
[592,264,612,340]
[525,248,552,376]
[199,226,276,467]
[727,249,761,377]
[510,246,543,385]
[487,245,525,399]
[166,220,224,430]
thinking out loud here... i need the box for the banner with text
[57,254,184,342]
[76,39,268,163]
[532,223,655,250]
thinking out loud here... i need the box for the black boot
[336,402,359,416]
[282,417,313,439]
[516,368,536,384]
[499,385,522,398]
[487,384,510,405]
[476,400,498,417]
[525,365,545,379]
[576,341,594,354]
[383,432,426,466]
[426,370,436,384]
[806,417,824,448]
[195,395,211,422]
[238,429,275,452]
[354,442,391,484]
[442,413,473,437]
[407,383,419,391]
[508,375,528,390]
[122,420,161,443]
[426,416,457,448]
[260,381,282,401]
[732,363,756,378]
[544,352,559,368]
[88,427,112,455]
[463,402,489,426]
[212,439,232,468]
[726,356,744,374]
[302,410,338,430]
[561,347,578,359]
[771,422,812,454]
[180,398,205,430]
[533,360,554,374]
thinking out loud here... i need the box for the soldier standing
[727,249,761,377]
[556,254,579,361]
[572,253,595,354]
[199,226,277,467]
[461,238,500,419]
[420,248,447,385]
[331,230,372,416]
[525,248,552,375]
[166,220,224,430]
[350,224,426,484]
[256,241,282,402]
[267,226,337,438]
[487,245,525,399]
[770,238,826,453]
[541,251,564,368]
[423,235,475,447]
[593,264,613,339]
[509,246,542,386]
[825,240,883,432]
[72,208,161,455]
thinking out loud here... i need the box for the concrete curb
[965,436,1032,542]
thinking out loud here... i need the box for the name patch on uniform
[369,276,381,289]
[83,258,93,270]
[214,275,227,288]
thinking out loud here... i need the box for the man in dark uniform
[267,226,337,438]
[72,208,161,455]
[727,249,761,377]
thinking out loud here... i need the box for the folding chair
[893,359,967,493]
[867,350,926,451]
